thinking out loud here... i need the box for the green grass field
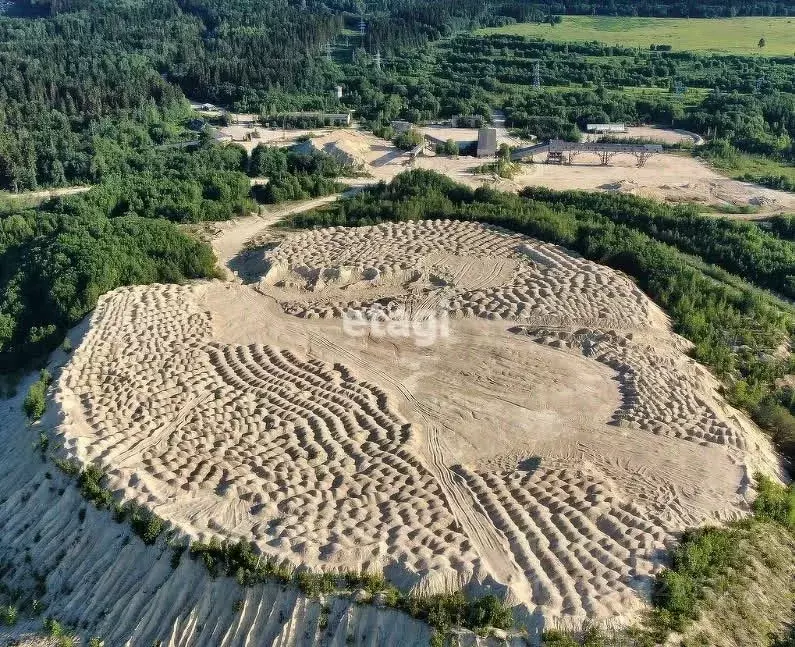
[476,16,795,56]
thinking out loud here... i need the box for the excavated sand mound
[264,220,659,331]
[55,219,777,630]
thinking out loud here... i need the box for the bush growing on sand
[23,369,52,420]
[0,605,18,626]
[127,502,165,545]
[435,139,459,156]
[752,473,795,528]
[392,128,423,151]
[652,527,741,631]
[44,617,66,637]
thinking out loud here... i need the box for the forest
[0,139,351,370]
[1,0,794,191]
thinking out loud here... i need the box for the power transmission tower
[325,41,332,63]
[532,61,541,89]
[374,49,382,71]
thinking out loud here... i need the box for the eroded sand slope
[54,220,778,630]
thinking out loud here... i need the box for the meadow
[477,16,795,56]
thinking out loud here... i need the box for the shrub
[652,526,741,631]
[127,503,165,545]
[393,129,423,150]
[23,379,47,420]
[44,617,66,636]
[0,605,18,626]
[541,630,579,646]
[752,473,795,527]
[435,139,459,156]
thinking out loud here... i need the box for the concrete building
[476,127,498,158]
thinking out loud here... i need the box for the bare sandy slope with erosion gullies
[52,217,781,632]
[0,372,436,646]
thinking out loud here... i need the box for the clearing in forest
[476,16,795,56]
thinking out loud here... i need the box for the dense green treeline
[2,0,794,191]
[520,187,795,300]
[248,143,348,203]
[0,0,343,190]
[0,137,355,371]
[0,210,218,371]
[442,35,795,94]
[288,169,795,462]
[0,143,257,371]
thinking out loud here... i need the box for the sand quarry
[50,216,780,634]
[302,129,795,216]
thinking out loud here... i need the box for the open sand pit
[500,154,795,214]
[302,129,795,215]
[54,219,778,630]
[585,126,703,146]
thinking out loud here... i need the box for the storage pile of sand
[54,219,777,629]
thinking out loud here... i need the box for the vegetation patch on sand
[476,16,795,56]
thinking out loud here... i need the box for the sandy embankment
[51,218,780,634]
[0,375,436,646]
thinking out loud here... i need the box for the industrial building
[476,127,498,158]
[511,139,663,167]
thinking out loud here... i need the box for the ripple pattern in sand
[515,327,744,448]
[453,458,670,620]
[58,284,477,582]
[267,220,656,330]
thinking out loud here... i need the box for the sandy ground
[219,125,336,153]
[0,185,90,202]
[502,154,795,212]
[189,101,338,152]
[584,126,703,145]
[54,219,779,630]
[304,130,795,215]
[0,336,437,647]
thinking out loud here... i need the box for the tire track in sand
[306,330,534,605]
